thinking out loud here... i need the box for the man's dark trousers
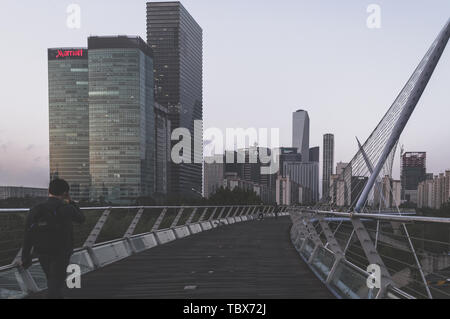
[39,253,71,299]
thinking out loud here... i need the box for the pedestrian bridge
[0,206,334,299]
[1,205,448,299]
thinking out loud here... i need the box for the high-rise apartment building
[292,110,310,162]
[147,1,203,198]
[88,36,155,203]
[48,48,90,200]
[401,152,426,203]
[322,134,334,200]
[418,171,450,209]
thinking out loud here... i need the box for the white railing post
[83,208,111,247]
[151,207,168,232]
[171,207,185,228]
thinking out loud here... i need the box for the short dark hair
[49,179,70,196]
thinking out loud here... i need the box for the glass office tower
[293,110,310,162]
[322,134,334,200]
[147,1,203,198]
[48,48,90,200]
[88,36,155,203]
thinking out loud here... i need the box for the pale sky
[0,0,449,188]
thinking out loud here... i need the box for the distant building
[350,176,368,209]
[224,147,277,203]
[322,134,334,200]
[278,147,302,176]
[292,110,310,162]
[48,47,90,201]
[373,176,401,208]
[88,36,155,203]
[0,187,47,200]
[336,162,349,176]
[417,178,434,209]
[418,171,450,209]
[283,161,319,203]
[204,157,224,199]
[309,147,320,163]
[147,1,203,198]
[329,164,354,207]
[401,152,426,203]
[392,180,402,208]
[276,175,303,205]
[328,174,340,203]
[223,172,269,203]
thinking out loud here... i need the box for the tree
[207,187,263,205]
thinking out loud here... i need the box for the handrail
[301,209,450,225]
[0,205,266,214]
[289,207,450,299]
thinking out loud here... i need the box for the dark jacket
[22,197,85,261]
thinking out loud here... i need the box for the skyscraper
[48,47,90,200]
[88,36,155,203]
[147,1,203,198]
[322,134,334,200]
[401,152,426,203]
[292,110,310,162]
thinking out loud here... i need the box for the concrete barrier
[188,223,203,234]
[210,220,221,228]
[220,218,229,225]
[241,216,248,221]
[93,241,130,267]
[174,226,191,239]
[227,217,236,224]
[200,221,212,231]
[234,216,242,222]
[156,229,176,244]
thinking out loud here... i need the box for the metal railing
[0,205,289,299]
[289,207,450,299]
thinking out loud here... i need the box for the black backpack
[28,204,65,255]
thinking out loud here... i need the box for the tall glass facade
[88,36,155,203]
[147,1,203,198]
[293,110,310,163]
[322,134,334,199]
[48,48,90,200]
[154,103,171,197]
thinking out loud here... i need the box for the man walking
[21,179,85,299]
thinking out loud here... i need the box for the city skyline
[0,1,450,188]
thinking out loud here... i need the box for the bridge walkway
[33,217,333,299]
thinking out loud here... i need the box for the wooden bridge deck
[34,217,334,299]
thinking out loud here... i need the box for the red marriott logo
[56,49,84,59]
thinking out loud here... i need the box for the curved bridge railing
[0,205,288,299]
[289,207,450,299]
